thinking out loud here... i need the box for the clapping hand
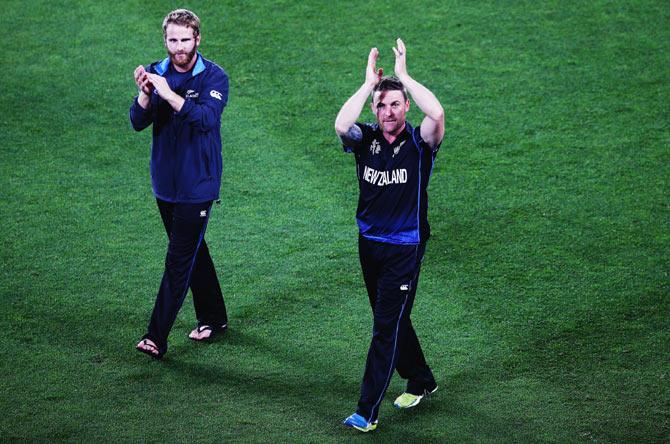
[134,65,154,95]
[145,73,172,99]
[365,38,408,87]
[366,47,383,87]
[392,38,408,79]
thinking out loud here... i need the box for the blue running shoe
[343,413,378,432]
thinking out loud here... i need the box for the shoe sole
[351,424,377,432]
[394,386,438,409]
[343,416,378,432]
[345,421,377,432]
[394,397,421,409]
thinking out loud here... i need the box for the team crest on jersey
[369,139,381,155]
[392,141,406,158]
[185,89,199,99]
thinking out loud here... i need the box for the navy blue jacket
[130,54,229,203]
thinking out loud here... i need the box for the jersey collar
[375,122,413,146]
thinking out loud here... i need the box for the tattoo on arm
[339,124,363,147]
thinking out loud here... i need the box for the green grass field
[1,0,668,442]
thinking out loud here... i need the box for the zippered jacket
[129,53,229,203]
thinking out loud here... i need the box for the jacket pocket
[202,144,212,179]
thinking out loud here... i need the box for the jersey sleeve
[412,124,442,153]
[342,122,372,154]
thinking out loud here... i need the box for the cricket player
[335,38,444,432]
[130,9,229,359]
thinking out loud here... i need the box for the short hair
[162,9,200,38]
[372,76,408,102]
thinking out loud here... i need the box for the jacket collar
[154,53,206,76]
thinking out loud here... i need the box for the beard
[381,119,405,135]
[169,45,198,69]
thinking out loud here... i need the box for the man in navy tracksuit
[130,9,229,359]
[335,39,445,432]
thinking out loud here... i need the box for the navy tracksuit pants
[143,199,228,356]
[356,236,436,423]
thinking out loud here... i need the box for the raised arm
[146,68,228,132]
[334,48,383,146]
[146,73,185,113]
[393,39,444,149]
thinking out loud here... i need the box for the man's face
[164,23,200,71]
[372,90,410,135]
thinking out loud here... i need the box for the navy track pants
[143,199,228,355]
[356,236,436,422]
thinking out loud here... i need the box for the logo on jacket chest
[185,89,199,99]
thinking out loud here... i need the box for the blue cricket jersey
[343,122,439,245]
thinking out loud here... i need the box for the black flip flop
[136,339,163,360]
[189,324,227,342]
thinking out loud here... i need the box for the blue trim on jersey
[416,151,422,243]
[429,150,437,178]
[411,125,422,153]
[359,229,419,245]
[414,127,423,245]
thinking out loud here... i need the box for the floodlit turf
[1,0,668,442]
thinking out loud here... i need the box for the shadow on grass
[122,328,547,442]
